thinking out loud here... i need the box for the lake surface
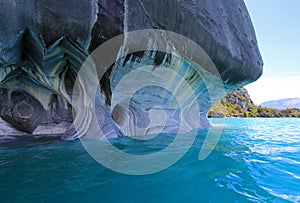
[0,118,299,202]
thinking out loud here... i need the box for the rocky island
[0,0,263,139]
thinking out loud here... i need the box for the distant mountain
[260,98,300,110]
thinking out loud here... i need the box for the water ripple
[0,118,300,202]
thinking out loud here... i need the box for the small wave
[284,171,300,180]
[249,145,299,155]
[270,157,300,165]
[261,186,300,203]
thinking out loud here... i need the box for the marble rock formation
[0,0,263,139]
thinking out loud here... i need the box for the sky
[243,0,300,104]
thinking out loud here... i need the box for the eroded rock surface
[0,88,46,133]
[0,0,263,139]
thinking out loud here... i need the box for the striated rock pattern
[0,0,263,139]
[0,88,46,133]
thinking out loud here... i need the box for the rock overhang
[0,0,263,138]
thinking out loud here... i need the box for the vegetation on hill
[208,88,300,118]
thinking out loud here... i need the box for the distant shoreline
[208,88,300,118]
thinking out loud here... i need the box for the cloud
[245,76,300,104]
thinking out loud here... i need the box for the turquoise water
[0,118,300,203]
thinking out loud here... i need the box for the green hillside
[208,88,300,118]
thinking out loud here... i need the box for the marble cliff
[0,0,263,139]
